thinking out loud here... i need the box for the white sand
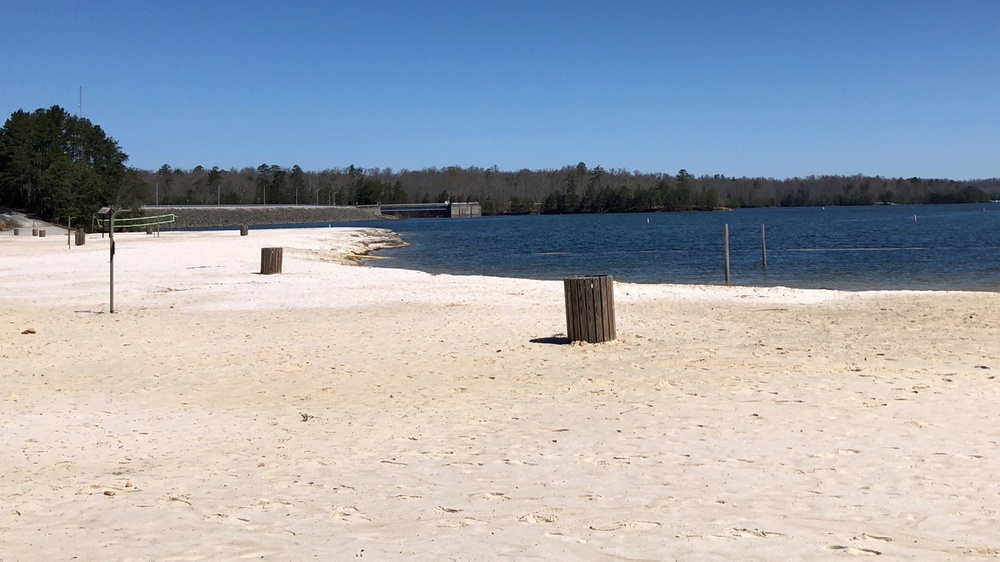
[2,227,999,560]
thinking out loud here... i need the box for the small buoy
[913,215,917,221]
[646,218,650,224]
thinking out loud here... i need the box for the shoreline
[3,226,1000,559]
[1,225,988,312]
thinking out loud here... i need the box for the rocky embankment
[146,205,386,229]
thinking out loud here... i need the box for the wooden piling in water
[761,224,767,270]
[260,247,283,275]
[724,224,731,286]
[564,275,616,343]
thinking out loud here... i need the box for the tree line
[141,162,998,214]
[2,106,998,224]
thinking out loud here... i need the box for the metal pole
[761,224,767,270]
[67,217,72,249]
[724,224,731,286]
[110,211,116,313]
[108,208,131,313]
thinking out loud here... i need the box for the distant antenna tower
[78,86,82,117]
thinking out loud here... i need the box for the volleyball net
[94,213,176,231]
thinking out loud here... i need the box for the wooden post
[564,275,616,343]
[240,224,249,236]
[38,230,46,238]
[724,224,731,286]
[260,247,283,274]
[761,224,767,270]
[75,229,86,246]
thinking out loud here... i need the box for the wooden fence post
[564,275,616,343]
[260,247,283,274]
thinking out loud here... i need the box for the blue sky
[3,1,998,179]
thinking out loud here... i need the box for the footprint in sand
[852,533,892,542]
[590,520,661,532]
[827,545,882,556]
[519,512,558,524]
[333,505,372,522]
[441,517,486,528]
[731,527,784,538]
[589,522,625,532]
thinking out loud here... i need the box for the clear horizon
[4,1,999,180]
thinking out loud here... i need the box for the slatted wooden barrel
[564,275,616,343]
[31,228,38,236]
[38,229,46,237]
[260,247,283,275]
[13,228,19,236]
[75,229,86,246]
[240,224,249,236]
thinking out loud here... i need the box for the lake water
[357,204,1000,291]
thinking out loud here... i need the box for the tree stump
[260,247,283,275]
[75,229,86,246]
[38,229,46,238]
[564,275,616,343]
[240,224,249,236]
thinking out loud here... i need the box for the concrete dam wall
[143,205,385,229]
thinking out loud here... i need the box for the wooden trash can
[32,228,38,236]
[260,247,283,275]
[13,228,19,236]
[240,224,249,236]
[38,229,46,237]
[75,229,86,246]
[146,226,153,235]
[564,275,616,343]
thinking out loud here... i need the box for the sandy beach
[2,226,999,560]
